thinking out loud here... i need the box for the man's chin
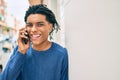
[32,41,40,45]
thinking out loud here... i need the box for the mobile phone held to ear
[22,31,30,44]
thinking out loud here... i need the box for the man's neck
[32,41,52,51]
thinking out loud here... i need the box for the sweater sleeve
[61,48,69,80]
[1,46,26,80]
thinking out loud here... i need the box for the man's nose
[31,25,37,31]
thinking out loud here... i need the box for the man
[1,4,68,80]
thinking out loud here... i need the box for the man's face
[26,14,52,46]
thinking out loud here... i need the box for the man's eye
[37,23,44,27]
[26,24,32,27]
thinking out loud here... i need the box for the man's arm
[1,46,26,80]
[61,48,69,80]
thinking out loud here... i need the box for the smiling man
[1,4,68,80]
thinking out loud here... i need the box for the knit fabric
[1,42,68,80]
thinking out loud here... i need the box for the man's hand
[17,28,30,54]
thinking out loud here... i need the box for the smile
[31,34,41,40]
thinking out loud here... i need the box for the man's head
[24,4,60,40]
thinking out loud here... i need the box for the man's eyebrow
[26,22,44,24]
[37,22,44,24]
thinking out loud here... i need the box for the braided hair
[24,4,60,40]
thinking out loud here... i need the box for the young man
[0,4,68,80]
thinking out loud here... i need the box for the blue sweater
[1,42,68,80]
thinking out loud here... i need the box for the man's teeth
[32,35,40,38]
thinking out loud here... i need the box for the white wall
[48,0,66,47]
[64,0,120,80]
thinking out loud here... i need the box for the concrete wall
[64,0,120,80]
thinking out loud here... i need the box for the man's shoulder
[52,42,68,55]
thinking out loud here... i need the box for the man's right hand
[17,28,30,54]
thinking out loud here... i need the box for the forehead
[27,14,47,23]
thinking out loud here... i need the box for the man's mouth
[31,34,41,40]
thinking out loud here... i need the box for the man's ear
[49,23,53,32]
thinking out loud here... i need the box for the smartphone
[22,31,29,44]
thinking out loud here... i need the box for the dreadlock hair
[24,4,60,40]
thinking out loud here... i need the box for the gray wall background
[64,0,120,80]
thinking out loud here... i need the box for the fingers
[17,28,30,54]
[17,28,30,44]
[19,28,28,39]
[19,28,26,35]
